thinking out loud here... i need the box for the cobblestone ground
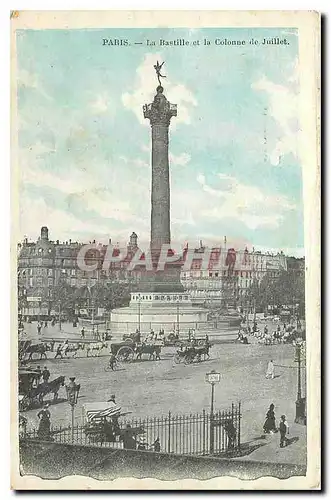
[20,321,307,466]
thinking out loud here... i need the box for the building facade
[180,243,288,306]
[17,227,291,317]
[17,227,140,318]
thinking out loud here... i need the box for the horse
[25,343,48,360]
[64,343,83,358]
[18,340,32,361]
[194,342,211,362]
[135,344,161,361]
[86,342,108,357]
[31,376,65,405]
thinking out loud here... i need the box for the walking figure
[54,343,63,359]
[37,323,42,335]
[265,359,275,379]
[279,414,289,447]
[37,403,52,440]
[263,403,278,434]
[42,366,50,383]
[81,327,85,339]
[108,352,116,371]
[151,437,161,452]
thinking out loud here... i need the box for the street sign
[206,371,221,384]
[27,297,42,302]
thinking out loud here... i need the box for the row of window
[182,270,255,278]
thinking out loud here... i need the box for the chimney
[41,226,49,241]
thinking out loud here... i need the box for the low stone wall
[19,439,306,482]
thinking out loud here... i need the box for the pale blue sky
[17,27,303,255]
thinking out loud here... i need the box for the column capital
[143,86,177,126]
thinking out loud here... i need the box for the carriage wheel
[117,346,134,363]
[104,361,112,372]
[184,355,193,365]
[174,354,183,364]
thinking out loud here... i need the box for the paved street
[21,323,306,466]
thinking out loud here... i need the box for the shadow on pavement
[285,436,299,447]
[218,437,269,458]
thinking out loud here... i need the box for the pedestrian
[263,403,277,434]
[42,366,50,383]
[122,424,136,450]
[279,414,289,447]
[44,321,48,328]
[151,437,161,452]
[34,365,42,387]
[54,343,63,359]
[266,359,275,379]
[37,323,42,335]
[37,403,52,440]
[81,327,85,339]
[137,436,147,450]
[108,353,116,371]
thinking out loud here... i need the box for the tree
[249,269,305,317]
[51,281,77,329]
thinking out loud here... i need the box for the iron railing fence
[23,403,241,456]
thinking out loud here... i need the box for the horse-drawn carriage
[83,402,144,446]
[108,338,163,365]
[18,367,65,410]
[173,341,211,365]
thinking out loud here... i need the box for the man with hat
[107,394,116,404]
[42,366,50,383]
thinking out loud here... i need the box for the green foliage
[248,269,305,316]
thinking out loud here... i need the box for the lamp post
[176,297,180,336]
[65,377,80,443]
[137,293,141,334]
[205,369,221,454]
[294,344,306,424]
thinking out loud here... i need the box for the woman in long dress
[263,403,277,433]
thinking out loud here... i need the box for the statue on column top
[153,60,166,87]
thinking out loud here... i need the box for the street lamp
[294,344,306,425]
[205,369,221,454]
[137,293,141,334]
[176,296,180,336]
[65,377,81,443]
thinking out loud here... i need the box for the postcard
[11,10,320,490]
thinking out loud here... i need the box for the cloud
[19,145,99,195]
[194,172,296,230]
[19,194,110,242]
[90,93,112,114]
[169,152,191,167]
[122,53,197,127]
[18,68,51,101]
[251,58,299,166]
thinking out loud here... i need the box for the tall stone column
[143,85,177,254]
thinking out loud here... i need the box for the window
[215,272,219,277]
[48,278,53,286]
[29,278,33,287]
[209,272,212,277]
[48,269,53,276]
[71,278,76,286]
